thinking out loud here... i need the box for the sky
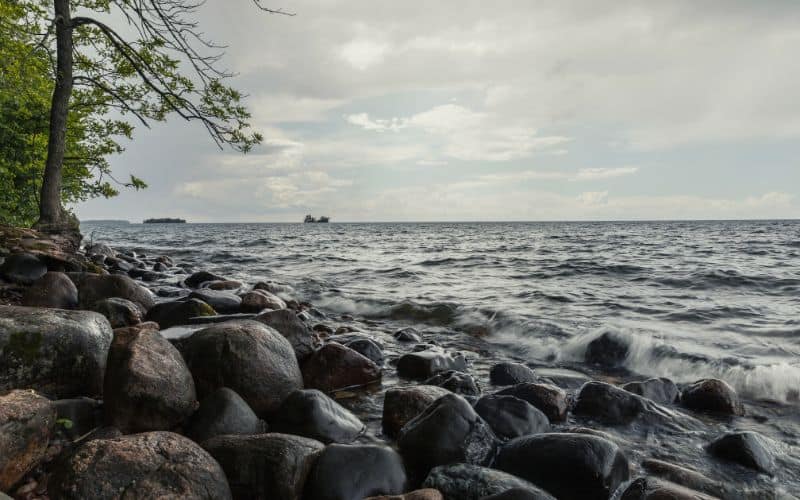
[76,0,800,222]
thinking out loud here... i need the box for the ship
[303,215,330,223]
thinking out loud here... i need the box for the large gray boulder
[189,289,242,314]
[50,431,231,499]
[423,464,555,500]
[144,298,216,329]
[255,309,319,361]
[0,306,112,398]
[104,325,198,433]
[304,444,407,500]
[74,273,156,312]
[0,390,56,491]
[179,320,303,416]
[185,387,265,443]
[271,389,364,444]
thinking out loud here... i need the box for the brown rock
[382,385,451,438]
[20,272,78,309]
[496,382,568,422]
[302,342,382,393]
[0,390,55,491]
[681,379,744,416]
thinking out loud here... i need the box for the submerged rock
[584,331,630,368]
[397,393,498,476]
[189,288,242,313]
[75,273,156,312]
[302,342,382,392]
[0,253,47,284]
[185,387,265,443]
[184,270,227,288]
[707,431,776,474]
[474,394,549,440]
[489,362,537,386]
[496,382,568,423]
[104,326,197,433]
[620,477,719,500]
[494,433,630,500]
[623,377,679,405]
[574,381,649,425]
[144,298,217,329]
[397,346,468,380]
[91,297,143,328]
[394,327,423,342]
[271,389,365,443]
[0,306,112,398]
[0,390,55,491]
[681,379,744,416]
[21,271,79,308]
[203,433,323,500]
[50,431,231,499]
[424,370,481,396]
[423,464,555,500]
[179,320,303,416]
[382,385,451,438]
[255,309,319,361]
[304,443,407,500]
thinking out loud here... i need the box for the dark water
[83,219,800,497]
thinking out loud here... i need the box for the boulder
[397,347,467,380]
[535,368,592,389]
[0,306,112,398]
[253,281,289,294]
[50,431,231,499]
[0,253,47,285]
[91,297,142,328]
[641,459,727,498]
[204,279,245,291]
[382,385,451,438]
[423,464,554,500]
[0,390,55,491]
[474,394,549,440]
[20,272,78,308]
[184,270,227,288]
[496,383,568,423]
[189,289,242,314]
[179,320,303,416]
[623,377,679,405]
[271,389,364,444]
[494,433,630,500]
[144,298,217,329]
[304,443,407,500]
[185,387,265,443]
[481,489,553,500]
[104,326,197,432]
[331,335,384,365]
[397,394,498,476]
[573,381,649,425]
[302,342,382,393]
[242,289,286,312]
[394,327,422,342]
[489,362,537,386]
[681,379,744,416]
[424,370,480,396]
[255,309,319,361]
[620,477,719,500]
[584,331,629,368]
[203,433,323,500]
[707,431,775,474]
[75,273,156,312]
[366,490,443,500]
[84,243,116,258]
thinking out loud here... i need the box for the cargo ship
[303,215,330,223]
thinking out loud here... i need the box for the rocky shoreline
[0,224,792,499]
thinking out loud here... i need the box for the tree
[14,0,289,236]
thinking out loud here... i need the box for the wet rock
[189,288,242,313]
[490,362,537,386]
[397,346,468,380]
[85,243,116,258]
[0,306,112,398]
[623,377,679,405]
[382,385,451,438]
[573,381,650,425]
[398,393,498,476]
[253,281,287,294]
[620,477,719,500]
[474,394,549,440]
[144,298,217,328]
[681,379,744,416]
[205,279,245,291]
[179,320,302,416]
[255,309,319,361]
[50,431,231,499]
[707,431,775,474]
[584,331,630,368]
[104,325,197,432]
[366,490,443,500]
[0,253,47,284]
[156,285,188,298]
[153,261,169,272]
[155,255,174,266]
[203,433,323,500]
[75,273,156,312]
[241,289,286,312]
[302,342,382,393]
[641,459,727,498]
[481,489,553,500]
[271,389,364,443]
[394,327,423,342]
[91,297,142,328]
[535,368,592,389]
[305,443,407,500]
[0,390,55,491]
[52,397,103,440]
[425,370,480,396]
[332,335,384,365]
[423,464,555,500]
[496,382,568,423]
[185,387,265,443]
[184,270,226,288]
[20,272,78,308]
[494,433,630,500]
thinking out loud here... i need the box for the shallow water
[83,219,800,496]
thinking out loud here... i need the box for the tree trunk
[36,0,73,230]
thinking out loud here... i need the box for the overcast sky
[76,0,800,222]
